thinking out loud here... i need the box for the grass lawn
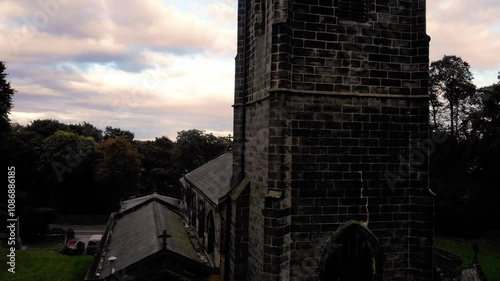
[0,243,93,281]
[435,236,500,281]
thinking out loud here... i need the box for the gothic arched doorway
[319,222,382,281]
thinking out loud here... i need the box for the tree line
[2,119,230,237]
[3,120,231,215]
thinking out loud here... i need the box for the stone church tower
[229,0,433,280]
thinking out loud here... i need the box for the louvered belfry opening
[337,0,369,22]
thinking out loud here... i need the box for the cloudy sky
[1,0,499,140]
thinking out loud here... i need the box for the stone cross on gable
[158,230,171,250]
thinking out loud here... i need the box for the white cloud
[9,111,47,125]
[4,0,500,140]
[428,0,500,73]
[2,0,237,139]
[0,1,28,20]
[204,3,238,25]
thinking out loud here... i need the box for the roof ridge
[182,152,233,205]
[185,151,232,175]
[151,201,164,251]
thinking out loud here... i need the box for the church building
[182,1,433,280]
[92,0,436,280]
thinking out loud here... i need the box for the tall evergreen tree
[0,61,16,146]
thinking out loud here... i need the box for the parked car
[86,235,102,255]
[63,239,85,255]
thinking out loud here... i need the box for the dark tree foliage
[4,121,231,219]
[4,123,44,219]
[429,55,476,137]
[0,61,16,146]
[38,130,98,213]
[95,137,142,208]
[68,122,103,142]
[135,136,178,196]
[104,126,134,141]
[429,73,444,130]
[466,83,500,145]
[27,119,70,139]
[432,135,476,236]
[173,129,231,173]
[26,119,103,142]
[432,83,500,237]
[6,123,44,170]
[464,83,500,226]
[39,131,96,181]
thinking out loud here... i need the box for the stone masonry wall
[232,0,432,281]
[232,0,275,279]
[279,0,429,97]
[228,184,250,281]
[245,100,269,281]
[283,93,432,281]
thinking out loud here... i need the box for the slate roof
[120,192,180,211]
[91,197,212,279]
[183,152,232,204]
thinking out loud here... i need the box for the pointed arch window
[337,0,370,23]
[206,211,215,255]
[197,200,205,238]
[190,194,196,225]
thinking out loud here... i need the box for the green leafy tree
[40,130,97,180]
[0,61,16,146]
[173,129,231,173]
[95,137,142,207]
[103,126,134,141]
[27,119,69,139]
[38,130,98,212]
[68,122,103,142]
[6,121,108,214]
[429,55,476,137]
[6,123,43,169]
[5,124,97,214]
[136,136,177,194]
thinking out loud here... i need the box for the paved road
[50,224,106,254]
